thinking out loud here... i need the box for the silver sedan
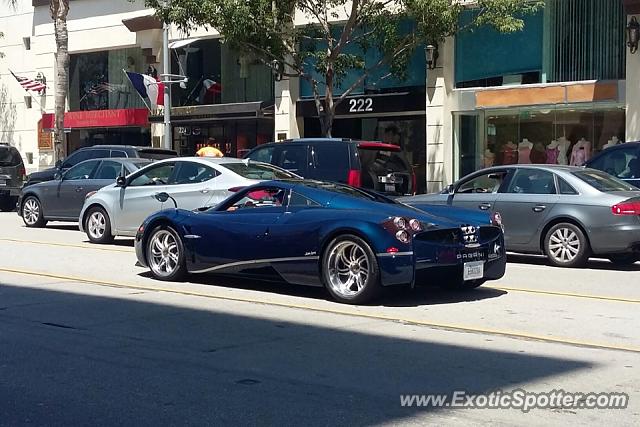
[401,165,640,267]
[79,157,298,244]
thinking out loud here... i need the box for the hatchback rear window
[357,143,412,194]
[573,170,636,192]
[223,162,298,180]
[0,147,22,167]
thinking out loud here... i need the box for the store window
[170,38,274,107]
[455,106,625,179]
[69,48,149,111]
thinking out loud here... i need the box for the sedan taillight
[612,200,640,215]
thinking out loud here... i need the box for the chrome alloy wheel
[326,241,370,298]
[23,198,40,225]
[548,227,580,263]
[148,230,180,278]
[87,211,106,240]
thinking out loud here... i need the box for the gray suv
[0,144,26,211]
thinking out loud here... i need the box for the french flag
[125,71,164,109]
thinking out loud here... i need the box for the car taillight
[228,186,245,192]
[18,165,26,180]
[347,169,361,187]
[612,200,640,215]
[383,216,423,244]
[411,172,417,195]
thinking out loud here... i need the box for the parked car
[24,145,177,186]
[401,165,640,267]
[586,142,640,188]
[134,180,506,304]
[79,157,298,244]
[18,158,152,228]
[0,143,26,211]
[244,138,416,196]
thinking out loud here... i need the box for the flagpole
[162,0,172,151]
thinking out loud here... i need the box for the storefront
[297,91,427,194]
[452,81,626,179]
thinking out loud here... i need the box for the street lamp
[627,16,640,54]
[426,44,438,70]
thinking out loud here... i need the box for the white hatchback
[79,157,298,243]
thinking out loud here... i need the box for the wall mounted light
[627,16,640,54]
[426,44,439,70]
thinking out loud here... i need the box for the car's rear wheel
[84,207,114,244]
[146,226,186,281]
[0,195,17,212]
[322,235,380,304]
[21,196,47,228]
[607,254,639,266]
[544,223,590,268]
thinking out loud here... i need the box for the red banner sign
[42,108,149,130]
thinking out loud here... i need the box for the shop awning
[41,108,150,131]
[148,101,273,123]
[122,14,163,32]
[168,38,202,49]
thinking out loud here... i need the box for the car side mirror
[55,159,62,169]
[115,176,127,187]
[154,192,170,203]
[445,184,455,195]
[54,172,62,180]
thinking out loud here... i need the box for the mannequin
[546,140,560,164]
[517,138,533,164]
[603,136,621,150]
[483,149,496,168]
[556,137,570,165]
[501,141,518,165]
[570,137,591,166]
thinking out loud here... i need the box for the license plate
[384,184,395,192]
[463,261,484,281]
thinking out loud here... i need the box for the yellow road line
[0,238,133,253]
[486,285,640,304]
[1,267,639,354]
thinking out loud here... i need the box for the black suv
[244,138,415,196]
[0,144,26,211]
[585,142,640,188]
[25,145,177,186]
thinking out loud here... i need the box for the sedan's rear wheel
[322,235,380,304]
[84,207,114,244]
[147,226,186,281]
[21,196,46,228]
[544,223,589,268]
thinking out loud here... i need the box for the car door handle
[533,205,546,213]
[200,189,210,194]
[75,187,84,192]
[478,203,492,210]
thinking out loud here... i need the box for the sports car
[135,180,506,304]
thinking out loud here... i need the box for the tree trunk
[51,0,70,162]
[322,64,335,138]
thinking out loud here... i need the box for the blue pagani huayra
[135,180,506,304]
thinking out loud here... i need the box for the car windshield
[223,162,298,180]
[572,170,636,192]
[0,147,21,167]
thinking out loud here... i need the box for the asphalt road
[0,212,639,426]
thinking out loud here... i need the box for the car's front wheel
[21,196,47,228]
[544,223,590,268]
[84,206,114,244]
[322,235,380,304]
[146,225,186,281]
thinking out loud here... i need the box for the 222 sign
[348,97,374,113]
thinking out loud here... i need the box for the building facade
[1,0,639,193]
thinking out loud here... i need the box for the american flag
[86,82,128,95]
[10,70,46,93]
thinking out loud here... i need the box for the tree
[146,0,542,137]
[6,0,68,160]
